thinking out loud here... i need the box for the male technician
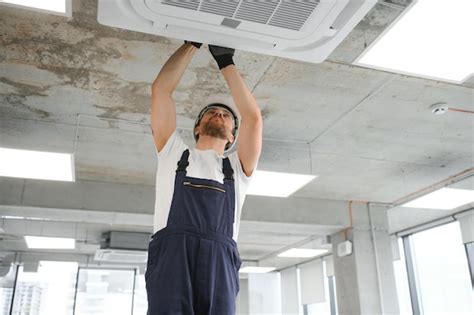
[145,41,262,314]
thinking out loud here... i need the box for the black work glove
[184,40,202,49]
[208,45,235,70]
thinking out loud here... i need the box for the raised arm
[222,65,262,176]
[151,42,199,152]
[208,45,262,176]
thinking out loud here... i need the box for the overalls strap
[176,149,190,173]
[222,157,234,181]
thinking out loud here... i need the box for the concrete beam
[0,205,152,227]
[243,195,350,226]
[0,177,155,214]
[1,177,352,227]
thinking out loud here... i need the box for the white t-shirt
[153,130,253,241]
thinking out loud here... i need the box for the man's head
[194,103,239,151]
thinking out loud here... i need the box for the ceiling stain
[0,0,174,122]
[0,78,49,97]
[0,0,281,126]
[0,93,51,119]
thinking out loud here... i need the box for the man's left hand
[208,45,235,70]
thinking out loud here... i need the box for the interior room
[1,0,473,314]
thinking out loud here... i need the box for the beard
[200,119,228,141]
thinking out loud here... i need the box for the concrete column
[331,203,399,315]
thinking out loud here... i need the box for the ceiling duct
[97,0,377,63]
[94,249,148,263]
[94,231,150,263]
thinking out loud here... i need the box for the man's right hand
[151,43,198,152]
[185,40,202,49]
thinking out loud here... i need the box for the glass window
[393,238,413,315]
[74,268,135,315]
[0,264,17,315]
[411,221,473,314]
[11,261,78,314]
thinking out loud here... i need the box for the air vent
[162,0,199,11]
[235,0,279,25]
[269,1,320,31]
[200,0,239,18]
[161,0,320,31]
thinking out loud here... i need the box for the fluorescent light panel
[248,170,316,197]
[0,148,75,182]
[0,0,66,13]
[25,236,76,249]
[239,266,276,274]
[1,215,47,221]
[402,187,474,210]
[356,0,474,83]
[277,248,328,258]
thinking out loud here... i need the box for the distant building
[11,282,43,315]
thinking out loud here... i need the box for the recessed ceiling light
[247,170,317,197]
[24,236,76,249]
[0,147,75,182]
[239,266,276,274]
[356,0,474,83]
[277,248,328,258]
[401,187,474,210]
[0,0,70,16]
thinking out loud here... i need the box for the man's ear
[228,134,235,144]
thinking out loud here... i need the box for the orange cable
[344,200,368,240]
[349,201,353,229]
[392,168,474,205]
[448,108,474,114]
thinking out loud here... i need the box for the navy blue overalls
[145,149,242,315]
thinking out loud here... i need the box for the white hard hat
[194,102,240,152]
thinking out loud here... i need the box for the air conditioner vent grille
[269,0,320,31]
[234,0,279,25]
[161,0,320,31]
[162,0,199,11]
[201,0,239,17]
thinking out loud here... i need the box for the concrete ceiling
[1,0,473,271]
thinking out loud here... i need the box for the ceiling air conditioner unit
[94,249,148,263]
[94,231,150,263]
[97,0,377,63]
